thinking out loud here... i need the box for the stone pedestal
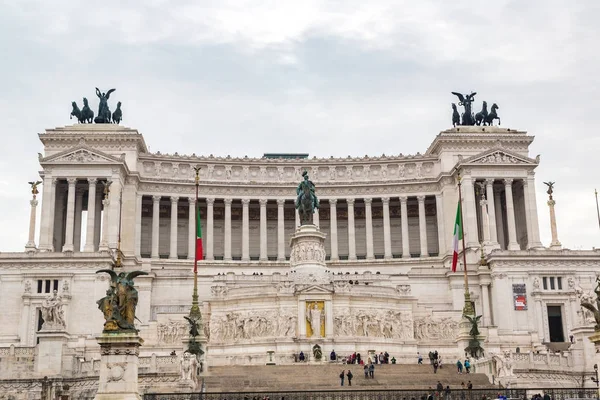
[290,224,330,284]
[95,333,143,400]
[36,331,68,376]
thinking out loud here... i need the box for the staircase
[204,363,492,392]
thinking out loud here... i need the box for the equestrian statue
[68,87,123,124]
[295,171,319,225]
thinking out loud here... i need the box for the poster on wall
[513,283,527,310]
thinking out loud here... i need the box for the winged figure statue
[96,268,148,332]
[184,316,201,338]
[464,314,482,337]
[451,91,477,126]
[543,181,555,197]
[95,87,116,123]
[28,180,42,196]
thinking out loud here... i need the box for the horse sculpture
[451,103,460,127]
[484,103,500,126]
[81,98,94,123]
[112,101,122,124]
[70,102,83,123]
[298,184,314,224]
[475,101,488,126]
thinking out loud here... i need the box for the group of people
[456,359,471,374]
[425,381,473,400]
[418,351,444,373]
[339,369,354,386]
[342,351,394,365]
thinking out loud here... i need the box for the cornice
[426,127,533,155]
[39,125,148,153]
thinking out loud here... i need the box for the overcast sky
[0,0,599,252]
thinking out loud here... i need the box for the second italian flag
[451,202,463,272]
[195,203,204,269]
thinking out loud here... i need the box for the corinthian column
[329,199,339,261]
[99,183,112,253]
[382,197,392,259]
[277,199,285,261]
[151,195,160,259]
[25,190,39,252]
[417,195,429,257]
[364,198,374,260]
[347,199,356,260]
[435,194,446,255]
[206,198,215,260]
[242,199,250,261]
[462,175,480,247]
[134,194,142,258]
[400,196,410,258]
[73,188,84,252]
[504,179,520,250]
[169,197,179,259]
[62,178,77,253]
[259,199,268,261]
[525,175,544,249]
[485,179,498,245]
[188,198,196,260]
[84,178,98,252]
[224,198,232,261]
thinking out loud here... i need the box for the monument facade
[1,117,600,396]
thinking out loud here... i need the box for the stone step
[204,364,490,392]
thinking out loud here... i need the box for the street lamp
[591,364,599,399]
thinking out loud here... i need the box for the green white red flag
[451,202,463,272]
[195,203,204,269]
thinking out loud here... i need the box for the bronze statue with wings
[543,181,555,198]
[464,314,482,337]
[451,92,477,126]
[96,268,148,332]
[28,180,42,196]
[184,316,201,338]
[95,87,116,123]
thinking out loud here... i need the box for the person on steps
[339,370,345,386]
[346,370,353,386]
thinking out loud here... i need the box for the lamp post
[591,363,599,399]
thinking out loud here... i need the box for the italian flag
[195,202,204,269]
[451,202,463,272]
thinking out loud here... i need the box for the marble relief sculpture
[307,303,324,338]
[40,290,66,331]
[209,310,297,342]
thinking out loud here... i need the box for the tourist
[464,359,471,373]
[357,353,362,364]
[467,381,473,390]
[384,351,390,363]
[339,370,345,386]
[391,356,397,364]
[346,370,353,386]
[445,385,452,400]
[369,362,375,378]
[433,359,439,374]
[438,354,443,369]
[330,349,337,361]
[436,381,444,394]
[429,351,434,364]
[364,364,369,378]
[418,352,423,364]
[460,382,466,400]
[299,351,305,362]
[542,393,550,400]
[456,359,463,374]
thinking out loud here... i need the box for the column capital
[503,178,514,186]
[329,198,338,206]
[241,199,250,206]
[206,198,215,205]
[170,196,179,203]
[276,199,286,206]
[30,199,39,207]
[87,177,98,185]
[52,177,59,185]
[224,198,233,206]
[136,193,143,200]
[485,178,495,186]
[399,196,408,203]
[417,195,426,202]
[188,197,197,205]
[67,178,77,186]
[435,193,443,200]
[346,198,355,206]
[381,197,390,204]
[259,199,268,206]
[364,197,373,205]
[152,195,161,202]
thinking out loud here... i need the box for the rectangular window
[37,280,43,293]
[45,279,51,293]
[550,277,555,290]
[557,277,562,290]
[53,280,59,292]
[543,277,548,290]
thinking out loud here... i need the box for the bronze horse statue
[112,101,122,124]
[484,103,500,126]
[81,98,94,123]
[70,101,83,123]
[475,101,488,126]
[451,103,460,127]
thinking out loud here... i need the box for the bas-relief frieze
[413,316,459,340]
[136,159,438,184]
[334,308,414,339]
[209,309,297,342]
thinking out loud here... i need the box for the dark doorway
[547,305,565,342]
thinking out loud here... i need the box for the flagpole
[190,166,201,320]
[457,173,475,317]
